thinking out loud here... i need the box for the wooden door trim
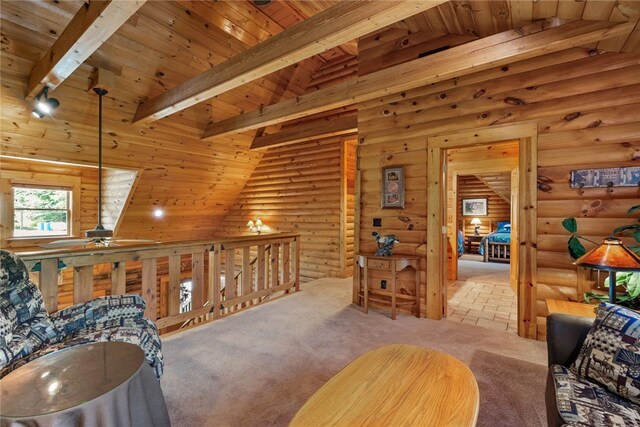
[427,122,538,339]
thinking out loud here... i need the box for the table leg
[391,264,397,320]
[363,265,369,315]
[415,263,420,318]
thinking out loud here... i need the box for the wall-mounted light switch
[381,280,387,289]
[373,218,382,227]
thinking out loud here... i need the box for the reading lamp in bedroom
[471,218,482,235]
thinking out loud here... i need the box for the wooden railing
[17,233,300,333]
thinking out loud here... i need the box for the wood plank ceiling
[1,0,639,244]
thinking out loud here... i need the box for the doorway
[425,122,538,339]
[445,142,519,333]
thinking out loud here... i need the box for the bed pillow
[572,303,640,404]
[497,222,511,233]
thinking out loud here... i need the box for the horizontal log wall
[357,28,640,337]
[457,176,511,235]
[217,137,356,282]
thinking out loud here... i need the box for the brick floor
[446,259,517,334]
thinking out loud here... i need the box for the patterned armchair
[0,250,164,378]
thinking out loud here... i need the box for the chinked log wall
[217,136,357,282]
[356,28,640,339]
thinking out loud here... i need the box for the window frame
[0,172,81,249]
[12,184,72,238]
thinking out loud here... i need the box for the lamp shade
[246,220,255,228]
[574,237,640,272]
[255,218,263,227]
[470,218,482,225]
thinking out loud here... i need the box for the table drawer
[367,259,391,270]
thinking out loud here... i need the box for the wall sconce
[470,218,482,235]
[247,218,263,234]
[32,86,60,118]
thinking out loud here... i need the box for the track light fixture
[32,86,60,118]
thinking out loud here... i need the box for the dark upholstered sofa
[546,308,640,426]
[0,249,163,378]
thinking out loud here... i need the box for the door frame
[426,122,538,339]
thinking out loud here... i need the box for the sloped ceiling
[1,0,639,242]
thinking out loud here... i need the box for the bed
[479,221,511,263]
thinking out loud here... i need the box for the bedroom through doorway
[445,141,519,334]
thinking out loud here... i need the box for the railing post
[271,243,280,287]
[40,258,59,312]
[74,265,93,303]
[225,249,235,299]
[168,255,181,316]
[265,246,271,288]
[192,252,205,309]
[142,258,158,320]
[242,247,251,297]
[257,245,265,291]
[210,244,221,319]
[111,261,126,296]
[283,242,291,285]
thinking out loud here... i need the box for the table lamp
[574,237,640,303]
[470,218,482,235]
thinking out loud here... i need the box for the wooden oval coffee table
[290,344,479,427]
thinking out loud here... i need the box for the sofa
[546,305,640,426]
[0,249,164,378]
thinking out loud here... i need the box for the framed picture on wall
[462,198,487,216]
[381,166,404,209]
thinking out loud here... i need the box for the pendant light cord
[93,87,108,229]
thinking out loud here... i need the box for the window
[13,186,71,237]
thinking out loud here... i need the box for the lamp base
[474,226,480,236]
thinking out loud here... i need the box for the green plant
[562,204,640,307]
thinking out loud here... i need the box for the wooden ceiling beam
[251,115,357,150]
[27,0,146,99]
[132,0,448,124]
[202,19,634,140]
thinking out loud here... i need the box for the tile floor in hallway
[446,258,517,334]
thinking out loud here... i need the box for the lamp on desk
[470,218,482,236]
[574,237,640,303]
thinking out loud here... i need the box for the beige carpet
[160,278,547,427]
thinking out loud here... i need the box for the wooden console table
[290,344,479,426]
[356,254,420,319]
[546,299,597,319]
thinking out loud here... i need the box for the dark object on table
[0,250,164,378]
[546,307,640,426]
[0,342,170,426]
[372,232,399,256]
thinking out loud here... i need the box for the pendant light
[85,88,113,240]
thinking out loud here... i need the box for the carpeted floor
[161,277,547,427]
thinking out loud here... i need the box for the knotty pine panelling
[0,1,320,245]
[457,176,511,235]
[217,137,356,282]
[357,28,640,337]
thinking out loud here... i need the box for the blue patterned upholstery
[551,365,640,426]
[573,303,640,404]
[0,250,164,378]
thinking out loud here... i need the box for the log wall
[356,28,640,338]
[217,136,357,282]
[457,176,511,235]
